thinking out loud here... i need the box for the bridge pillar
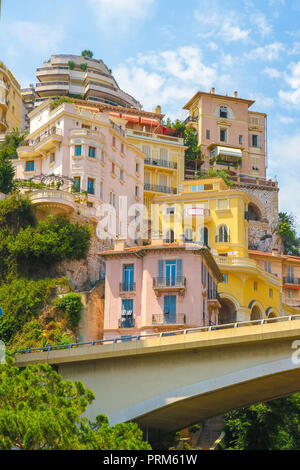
[236,307,251,322]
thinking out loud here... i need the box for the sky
[0,0,300,232]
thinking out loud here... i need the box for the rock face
[234,183,283,253]
[78,281,105,342]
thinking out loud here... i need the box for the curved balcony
[18,128,63,157]
[29,190,76,217]
[0,98,8,110]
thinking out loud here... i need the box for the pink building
[99,240,223,339]
[15,101,144,242]
[184,89,267,179]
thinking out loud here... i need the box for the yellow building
[0,61,22,134]
[152,177,281,322]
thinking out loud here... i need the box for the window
[223,274,228,284]
[159,148,168,160]
[120,299,134,328]
[206,129,210,139]
[122,265,135,292]
[264,261,271,273]
[203,299,206,325]
[120,169,124,181]
[49,153,55,165]
[100,181,104,199]
[287,265,294,283]
[73,177,81,193]
[269,288,273,298]
[239,135,243,144]
[75,145,82,156]
[254,281,257,291]
[216,225,229,243]
[192,184,204,192]
[219,106,228,118]
[166,206,175,215]
[217,199,229,210]
[87,178,95,195]
[112,136,116,147]
[101,150,105,162]
[88,146,96,158]
[135,186,140,199]
[142,144,151,158]
[288,289,295,299]
[112,162,115,175]
[110,192,116,207]
[184,228,194,242]
[25,160,34,172]
[121,143,125,154]
[251,134,261,147]
[136,162,140,174]
[220,128,227,142]
[198,227,209,246]
[164,229,175,243]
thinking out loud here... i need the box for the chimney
[272,248,279,256]
[233,91,238,98]
[210,87,215,94]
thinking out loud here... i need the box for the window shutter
[249,133,252,147]
[258,134,262,148]
[176,259,183,281]
[158,260,164,281]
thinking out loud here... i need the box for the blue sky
[0,0,300,231]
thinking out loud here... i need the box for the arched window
[248,203,262,221]
[184,228,194,242]
[219,106,228,118]
[164,229,175,243]
[198,227,209,246]
[216,225,229,243]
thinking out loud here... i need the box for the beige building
[0,61,22,135]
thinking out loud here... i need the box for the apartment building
[151,177,281,322]
[99,240,223,339]
[249,249,300,315]
[183,88,267,179]
[15,100,144,244]
[22,54,141,111]
[0,61,22,136]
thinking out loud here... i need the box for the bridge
[15,316,300,439]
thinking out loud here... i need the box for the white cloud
[279,116,295,124]
[0,21,64,57]
[264,67,280,78]
[88,0,156,32]
[279,61,300,105]
[288,42,300,55]
[245,42,284,61]
[249,92,274,109]
[114,47,218,113]
[195,11,250,42]
[251,13,273,36]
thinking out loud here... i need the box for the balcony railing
[111,122,125,137]
[22,127,63,147]
[36,81,69,88]
[153,276,186,289]
[144,183,177,195]
[283,277,300,285]
[144,158,177,170]
[119,316,135,328]
[184,116,198,125]
[126,129,183,144]
[119,282,136,293]
[152,313,186,325]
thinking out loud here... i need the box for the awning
[214,146,242,158]
[122,114,139,123]
[140,117,160,126]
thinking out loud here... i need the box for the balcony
[36,66,70,81]
[152,313,187,325]
[215,256,257,269]
[0,98,8,110]
[18,127,63,157]
[119,282,136,295]
[153,276,186,296]
[118,316,135,329]
[0,80,10,92]
[36,81,69,96]
[29,189,76,216]
[283,277,300,287]
[126,129,184,145]
[144,183,177,195]
[144,158,177,170]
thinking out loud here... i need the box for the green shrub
[50,97,72,110]
[68,60,76,70]
[54,293,83,327]
[80,63,87,72]
[81,50,93,58]
[0,193,36,233]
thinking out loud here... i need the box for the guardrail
[14,315,300,355]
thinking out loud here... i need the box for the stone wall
[234,183,283,253]
[78,281,105,341]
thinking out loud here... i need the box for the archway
[248,203,262,222]
[218,298,237,325]
[250,305,262,320]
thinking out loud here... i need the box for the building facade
[99,240,223,339]
[15,100,145,245]
[0,61,22,136]
[151,177,281,322]
[22,54,141,111]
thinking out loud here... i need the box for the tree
[164,119,203,169]
[0,363,151,450]
[197,168,233,187]
[220,395,300,450]
[0,158,15,194]
[81,50,93,59]
[0,130,25,160]
[277,212,300,256]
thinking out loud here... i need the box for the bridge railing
[14,315,300,355]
